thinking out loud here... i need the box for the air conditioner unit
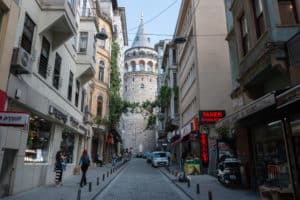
[11,47,33,74]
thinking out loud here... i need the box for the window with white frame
[79,32,88,53]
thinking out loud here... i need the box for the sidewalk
[2,161,128,200]
[161,165,260,200]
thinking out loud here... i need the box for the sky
[118,0,182,48]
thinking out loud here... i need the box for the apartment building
[171,0,232,174]
[217,0,300,198]
[0,0,99,196]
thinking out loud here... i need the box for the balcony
[76,53,96,85]
[38,0,77,49]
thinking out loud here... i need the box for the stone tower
[121,15,158,154]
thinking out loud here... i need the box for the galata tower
[121,15,158,154]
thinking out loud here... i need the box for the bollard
[102,174,105,181]
[77,189,81,200]
[187,180,190,188]
[97,177,99,186]
[208,190,212,200]
[111,169,112,174]
[107,171,109,177]
[89,182,92,192]
[196,184,200,194]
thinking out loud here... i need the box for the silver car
[151,151,169,167]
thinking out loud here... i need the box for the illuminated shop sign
[199,110,225,124]
[200,133,209,165]
[0,111,29,127]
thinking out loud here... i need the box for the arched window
[97,95,103,117]
[131,61,136,72]
[99,28,106,49]
[132,51,136,56]
[147,61,153,72]
[139,60,145,71]
[99,60,105,82]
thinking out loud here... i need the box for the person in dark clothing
[55,151,64,186]
[79,149,90,187]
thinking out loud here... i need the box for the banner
[0,111,29,127]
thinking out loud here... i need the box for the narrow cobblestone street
[94,159,190,200]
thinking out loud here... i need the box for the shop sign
[200,133,209,165]
[199,110,225,124]
[191,118,199,131]
[0,111,29,127]
[48,105,67,123]
[70,117,79,128]
[180,123,191,138]
[0,90,6,111]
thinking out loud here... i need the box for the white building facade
[0,0,98,196]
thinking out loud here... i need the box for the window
[79,32,88,53]
[139,61,145,71]
[97,96,103,117]
[140,84,144,89]
[68,0,75,8]
[0,9,4,29]
[81,0,87,16]
[132,62,136,72]
[52,53,62,89]
[68,71,73,101]
[81,89,86,112]
[24,116,51,163]
[21,14,35,53]
[38,37,50,78]
[172,49,177,65]
[72,35,77,50]
[278,0,298,24]
[60,130,75,163]
[99,62,104,82]
[75,80,80,107]
[240,14,249,56]
[253,0,265,38]
[99,28,106,49]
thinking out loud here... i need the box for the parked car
[217,158,241,187]
[146,152,152,163]
[151,151,169,167]
[136,152,143,158]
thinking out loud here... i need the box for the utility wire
[128,0,179,32]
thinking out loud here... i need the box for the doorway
[0,148,18,197]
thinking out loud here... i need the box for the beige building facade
[173,0,232,173]
[0,0,20,111]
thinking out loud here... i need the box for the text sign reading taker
[199,110,225,124]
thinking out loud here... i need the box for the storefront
[216,90,299,199]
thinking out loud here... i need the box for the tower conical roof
[131,14,152,48]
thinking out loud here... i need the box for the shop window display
[25,116,51,163]
[254,121,291,189]
[291,119,300,183]
[60,130,75,163]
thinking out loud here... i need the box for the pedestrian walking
[112,152,116,167]
[79,149,91,187]
[55,151,64,186]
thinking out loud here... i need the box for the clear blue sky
[118,0,181,47]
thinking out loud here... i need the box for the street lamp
[172,36,187,44]
[95,31,108,40]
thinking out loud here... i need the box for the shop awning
[216,92,276,128]
[277,84,300,109]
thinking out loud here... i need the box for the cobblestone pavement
[1,161,127,200]
[161,165,260,200]
[94,159,190,200]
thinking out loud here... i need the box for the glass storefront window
[254,121,291,189]
[291,119,300,183]
[25,116,51,163]
[60,129,75,163]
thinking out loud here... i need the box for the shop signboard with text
[0,111,29,127]
[199,110,225,124]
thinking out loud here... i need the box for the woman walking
[55,151,64,186]
[79,149,90,187]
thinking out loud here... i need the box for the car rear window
[154,153,166,158]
